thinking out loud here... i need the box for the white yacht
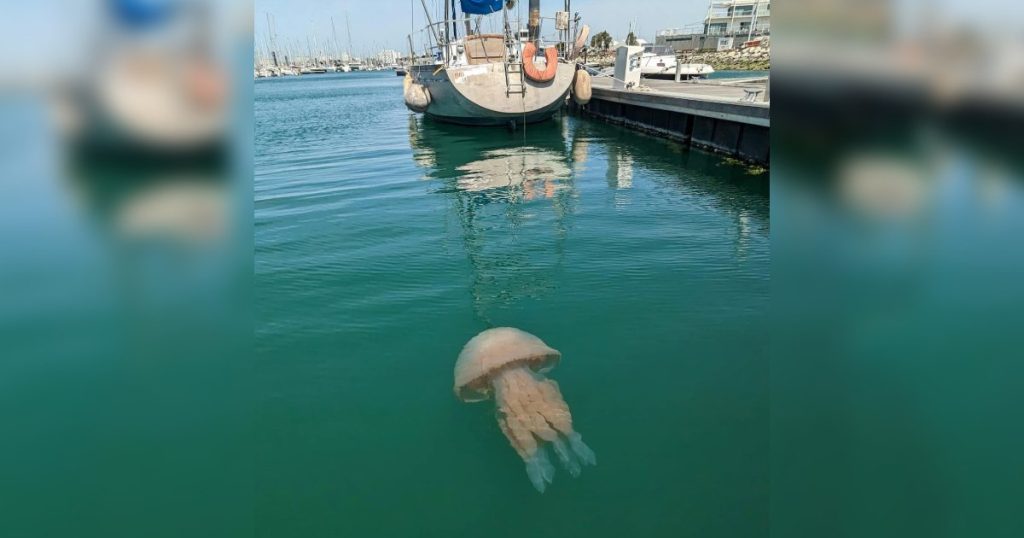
[404,0,589,127]
[639,45,714,80]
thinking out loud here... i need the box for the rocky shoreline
[679,45,770,71]
[586,45,771,72]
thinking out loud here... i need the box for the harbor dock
[572,77,770,166]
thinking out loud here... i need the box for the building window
[707,23,727,35]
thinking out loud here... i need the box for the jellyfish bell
[454,327,560,402]
[454,327,596,492]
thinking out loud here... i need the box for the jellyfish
[454,327,596,492]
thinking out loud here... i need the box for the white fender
[573,69,592,105]
[403,78,431,113]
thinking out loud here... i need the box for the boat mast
[332,17,341,63]
[417,0,442,60]
[346,12,354,62]
[444,0,450,64]
[528,0,541,42]
[567,0,573,49]
[266,13,279,67]
[450,0,458,41]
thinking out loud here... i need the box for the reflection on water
[409,120,576,324]
[455,148,571,196]
[59,155,239,331]
[580,120,769,262]
[608,151,633,190]
[68,157,230,247]
[411,119,575,198]
[409,117,769,324]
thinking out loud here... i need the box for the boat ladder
[502,6,526,96]
[504,60,526,96]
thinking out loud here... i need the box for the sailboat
[405,0,590,127]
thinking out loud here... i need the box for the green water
[255,72,769,537]
[709,69,769,79]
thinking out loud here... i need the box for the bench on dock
[741,88,764,102]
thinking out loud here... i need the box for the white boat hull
[410,62,574,126]
[640,54,714,79]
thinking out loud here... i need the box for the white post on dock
[614,46,643,90]
[675,59,681,82]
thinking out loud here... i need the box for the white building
[376,49,401,65]
[657,1,770,51]
[704,1,770,38]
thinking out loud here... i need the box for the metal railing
[705,24,771,36]
[416,13,574,66]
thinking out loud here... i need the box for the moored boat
[639,45,714,80]
[404,0,590,127]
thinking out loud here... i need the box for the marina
[394,0,769,162]
[255,70,769,536]
[254,0,770,535]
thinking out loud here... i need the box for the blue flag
[460,0,504,15]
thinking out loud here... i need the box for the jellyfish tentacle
[497,410,530,459]
[535,445,556,483]
[520,371,571,440]
[567,431,597,466]
[521,376,562,443]
[551,436,582,477]
[524,455,548,492]
[496,375,541,459]
[491,365,596,490]
[530,412,560,441]
[536,378,575,434]
[507,410,539,456]
[523,446,556,493]
[532,374,597,468]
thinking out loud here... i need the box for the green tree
[590,30,612,50]
[626,31,638,46]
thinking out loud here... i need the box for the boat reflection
[67,156,230,248]
[410,118,574,199]
[63,155,240,330]
[408,119,576,324]
[407,116,770,320]
[454,147,571,197]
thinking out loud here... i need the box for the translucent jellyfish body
[454,327,596,492]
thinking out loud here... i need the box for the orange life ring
[522,42,558,83]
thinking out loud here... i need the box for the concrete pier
[571,77,770,166]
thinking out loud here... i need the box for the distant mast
[332,17,341,61]
[266,12,279,67]
[346,12,354,61]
